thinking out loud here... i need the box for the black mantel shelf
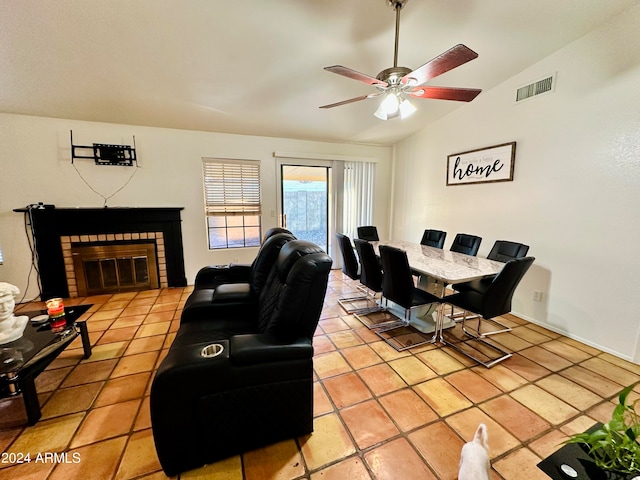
[14,206,187,299]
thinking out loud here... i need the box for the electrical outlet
[232,258,239,263]
[533,290,543,302]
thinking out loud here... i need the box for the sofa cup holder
[200,343,224,358]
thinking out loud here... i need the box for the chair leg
[338,285,381,315]
[337,294,372,314]
[354,309,397,330]
[339,282,387,316]
[373,304,437,351]
[351,288,386,327]
[476,316,512,337]
[442,310,512,367]
[459,311,512,337]
[446,303,479,322]
[444,338,512,368]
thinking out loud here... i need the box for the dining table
[370,240,505,343]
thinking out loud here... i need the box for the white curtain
[343,161,375,240]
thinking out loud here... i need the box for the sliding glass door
[280,165,330,252]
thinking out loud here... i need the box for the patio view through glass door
[280,165,329,252]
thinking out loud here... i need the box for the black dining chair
[450,233,482,256]
[335,233,370,313]
[420,229,447,249]
[354,239,382,299]
[357,226,379,241]
[454,240,530,295]
[353,239,392,327]
[487,240,530,263]
[446,233,482,320]
[377,245,441,349]
[451,240,530,334]
[336,233,359,280]
[443,256,535,367]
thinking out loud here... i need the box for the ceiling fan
[320,0,482,120]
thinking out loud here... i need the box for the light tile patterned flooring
[1,270,639,479]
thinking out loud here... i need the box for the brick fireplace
[64,234,163,297]
[15,207,186,299]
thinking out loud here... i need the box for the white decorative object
[0,283,29,345]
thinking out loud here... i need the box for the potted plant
[564,382,640,477]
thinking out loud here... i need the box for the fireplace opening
[72,243,159,296]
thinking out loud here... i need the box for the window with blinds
[202,159,262,249]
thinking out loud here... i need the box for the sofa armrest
[151,337,311,441]
[211,283,252,302]
[229,334,313,365]
[194,263,252,289]
[152,335,312,475]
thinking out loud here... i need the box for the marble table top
[371,240,505,285]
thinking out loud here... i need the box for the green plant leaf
[619,382,638,406]
[612,404,627,424]
[564,382,640,474]
[610,421,625,433]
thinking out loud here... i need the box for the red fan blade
[401,44,478,86]
[319,93,382,109]
[409,86,482,102]
[324,65,388,87]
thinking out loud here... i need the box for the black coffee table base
[0,305,93,425]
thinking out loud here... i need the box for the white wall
[391,6,640,362]
[0,114,392,300]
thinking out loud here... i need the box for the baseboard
[512,310,635,364]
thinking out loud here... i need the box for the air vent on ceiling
[515,73,556,103]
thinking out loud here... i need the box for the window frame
[202,158,262,250]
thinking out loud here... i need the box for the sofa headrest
[249,232,296,293]
[262,227,295,242]
[276,240,326,281]
[261,232,296,250]
[258,246,332,340]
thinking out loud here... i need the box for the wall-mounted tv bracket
[70,130,137,166]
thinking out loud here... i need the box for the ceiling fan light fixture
[374,91,402,120]
[381,92,400,114]
[399,98,417,119]
[373,104,388,120]
[374,91,415,120]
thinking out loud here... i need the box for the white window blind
[202,159,261,216]
[343,161,375,240]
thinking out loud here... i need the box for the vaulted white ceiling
[1,0,636,145]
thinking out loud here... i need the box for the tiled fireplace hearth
[14,207,186,299]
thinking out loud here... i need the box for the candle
[45,298,66,330]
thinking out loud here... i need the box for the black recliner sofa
[150,240,332,476]
[192,227,294,290]
[181,231,296,322]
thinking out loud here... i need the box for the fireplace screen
[72,243,159,296]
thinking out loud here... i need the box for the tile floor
[1,270,639,479]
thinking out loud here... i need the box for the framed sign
[447,142,516,186]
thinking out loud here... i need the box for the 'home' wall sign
[446,142,516,186]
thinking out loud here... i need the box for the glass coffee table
[0,305,92,425]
